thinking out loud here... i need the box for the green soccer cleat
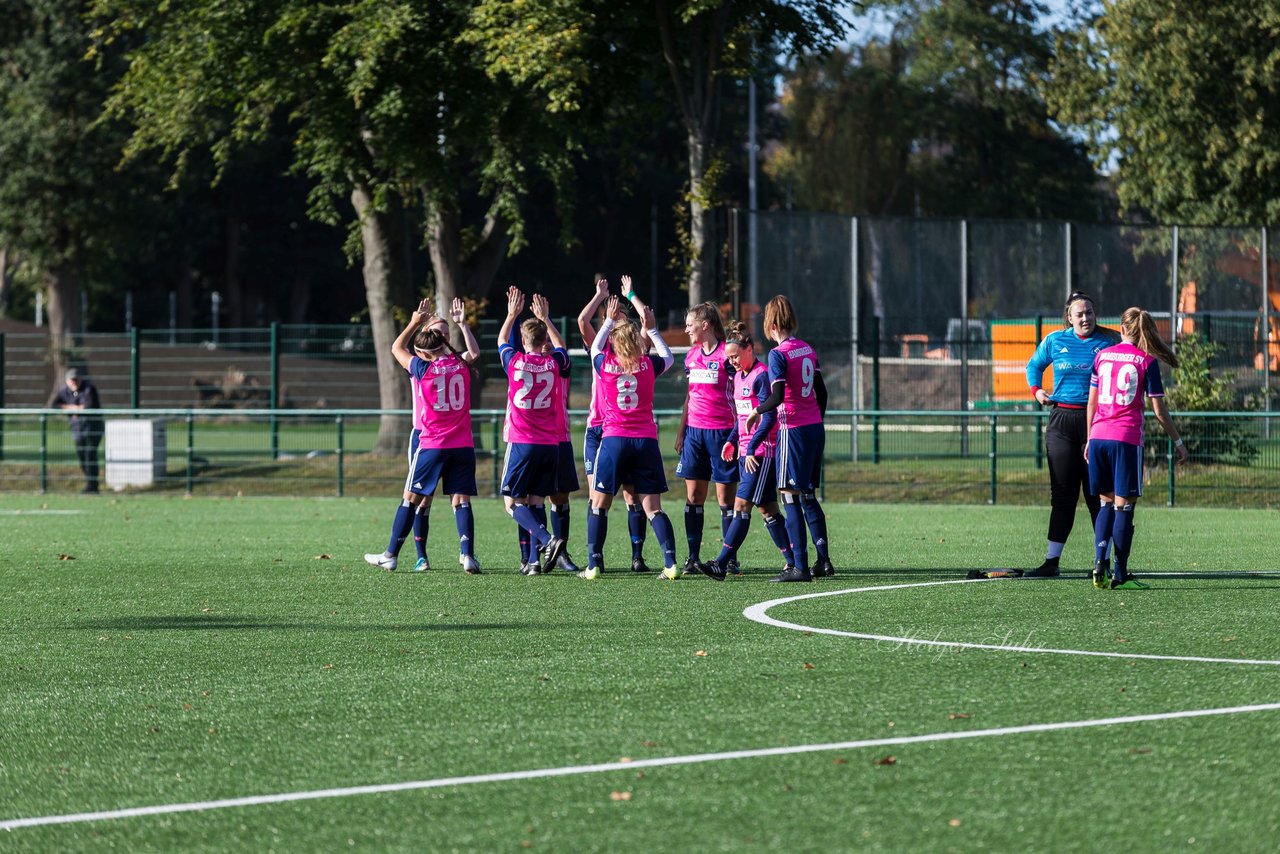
[1091,559,1109,589]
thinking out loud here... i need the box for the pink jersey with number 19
[1089,342,1163,446]
[596,348,659,439]
[767,337,822,428]
[411,353,473,449]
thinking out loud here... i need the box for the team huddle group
[363,278,833,582]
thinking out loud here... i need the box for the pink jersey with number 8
[596,348,659,439]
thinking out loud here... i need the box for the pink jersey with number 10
[767,337,822,428]
[596,348,659,439]
[411,353,473,449]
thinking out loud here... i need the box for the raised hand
[506,286,525,318]
[595,276,610,298]
[450,297,467,325]
[641,304,656,330]
[605,295,623,323]
[531,293,550,321]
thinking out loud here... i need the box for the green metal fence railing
[2,408,1276,507]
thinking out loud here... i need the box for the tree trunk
[44,263,82,380]
[0,247,11,318]
[686,131,714,307]
[351,182,412,455]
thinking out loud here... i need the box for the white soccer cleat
[460,555,483,575]
[365,553,397,571]
[659,565,683,580]
[576,566,600,580]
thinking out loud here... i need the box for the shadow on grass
[64,614,539,632]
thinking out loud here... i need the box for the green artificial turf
[1,497,1278,851]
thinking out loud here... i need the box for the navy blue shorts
[583,425,604,476]
[556,440,580,493]
[592,436,667,496]
[736,454,778,506]
[407,428,421,463]
[677,426,737,483]
[501,442,560,499]
[776,423,825,492]
[1088,439,1143,498]
[406,446,478,497]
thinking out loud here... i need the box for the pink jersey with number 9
[411,353,473,449]
[767,338,822,429]
[596,348,659,439]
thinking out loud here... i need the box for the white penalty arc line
[6,701,1280,832]
[743,577,1280,666]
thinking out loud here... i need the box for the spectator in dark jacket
[49,368,104,493]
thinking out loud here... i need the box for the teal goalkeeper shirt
[1025,327,1120,406]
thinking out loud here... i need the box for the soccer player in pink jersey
[1085,307,1187,589]
[745,295,832,582]
[675,301,739,576]
[404,311,450,571]
[699,320,796,580]
[578,275,653,573]
[498,288,570,574]
[582,292,679,580]
[365,298,482,573]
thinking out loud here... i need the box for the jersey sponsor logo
[735,398,754,414]
[688,368,719,384]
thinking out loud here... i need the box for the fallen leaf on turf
[642,741,660,748]
[322,663,333,670]
[201,608,213,613]
[1115,636,1129,643]
[520,841,532,849]
[314,554,331,560]
[833,757,848,765]
[1128,747,1152,755]
[1222,636,1237,643]
[182,703,193,710]
[57,554,75,560]
[695,650,708,657]
[874,755,897,766]
[949,713,969,720]
[618,757,632,763]
[803,662,815,670]
[610,791,632,801]
[949,819,962,827]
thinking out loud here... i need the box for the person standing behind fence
[745,295,833,582]
[1085,307,1187,590]
[365,298,482,573]
[49,368,104,494]
[1024,291,1120,577]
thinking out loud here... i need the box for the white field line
[5,702,1280,832]
[0,509,84,515]
[6,573,1279,832]
[743,577,1280,666]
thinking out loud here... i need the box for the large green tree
[1049,0,1280,224]
[470,0,851,307]
[96,0,584,451]
[770,0,1099,220]
[0,1,142,372]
